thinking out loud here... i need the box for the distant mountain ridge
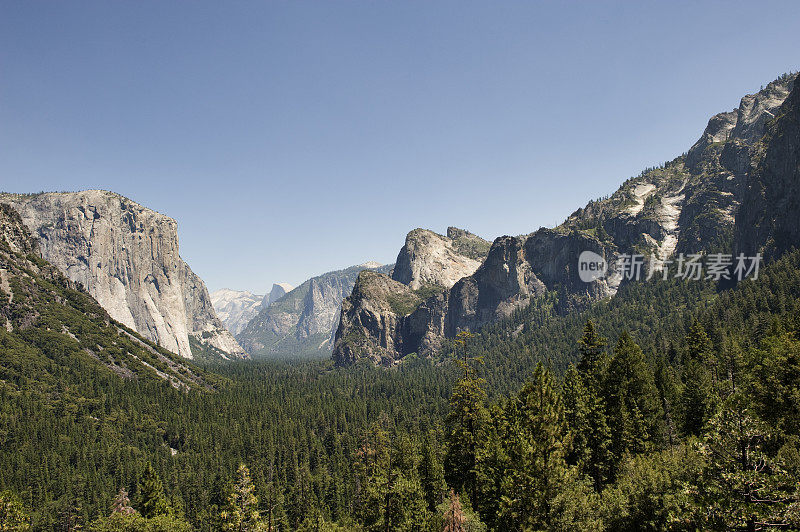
[237,262,392,359]
[267,282,293,305]
[210,289,264,336]
[211,283,293,336]
[333,72,799,366]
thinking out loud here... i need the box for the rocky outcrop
[332,271,423,366]
[333,72,799,366]
[392,228,489,289]
[237,262,391,358]
[333,227,491,365]
[687,75,794,169]
[0,190,246,359]
[211,289,266,336]
[0,204,35,256]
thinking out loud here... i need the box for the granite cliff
[392,227,490,289]
[333,227,491,365]
[0,190,246,360]
[735,73,800,260]
[267,282,293,305]
[0,203,213,389]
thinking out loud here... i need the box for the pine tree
[110,489,135,515]
[137,463,169,519]
[418,431,446,512]
[353,422,429,531]
[222,464,261,532]
[202,472,230,531]
[497,363,569,530]
[577,320,607,378]
[574,322,615,489]
[697,395,798,530]
[682,321,714,436]
[605,332,664,474]
[562,365,612,490]
[444,332,489,507]
[563,365,591,468]
[654,353,680,445]
[353,422,392,528]
[473,403,508,529]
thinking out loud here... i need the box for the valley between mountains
[1,72,800,530]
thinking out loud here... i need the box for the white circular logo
[578,251,607,282]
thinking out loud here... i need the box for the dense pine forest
[3,238,800,529]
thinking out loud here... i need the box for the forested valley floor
[3,251,800,530]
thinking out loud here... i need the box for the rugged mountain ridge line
[333,73,798,366]
[211,283,294,337]
[735,73,800,259]
[0,190,246,360]
[237,262,392,359]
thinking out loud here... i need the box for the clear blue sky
[1,1,799,292]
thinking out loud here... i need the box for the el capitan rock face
[333,73,799,366]
[0,190,246,359]
[0,203,214,389]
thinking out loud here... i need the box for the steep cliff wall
[332,227,490,365]
[392,227,489,289]
[735,74,800,259]
[0,203,215,389]
[0,190,246,359]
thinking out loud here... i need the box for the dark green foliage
[577,320,607,377]
[563,364,612,490]
[495,364,569,530]
[681,321,714,436]
[601,443,704,531]
[443,338,489,506]
[696,395,799,530]
[419,430,447,512]
[604,332,664,468]
[0,489,31,531]
[351,419,430,531]
[136,464,168,519]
